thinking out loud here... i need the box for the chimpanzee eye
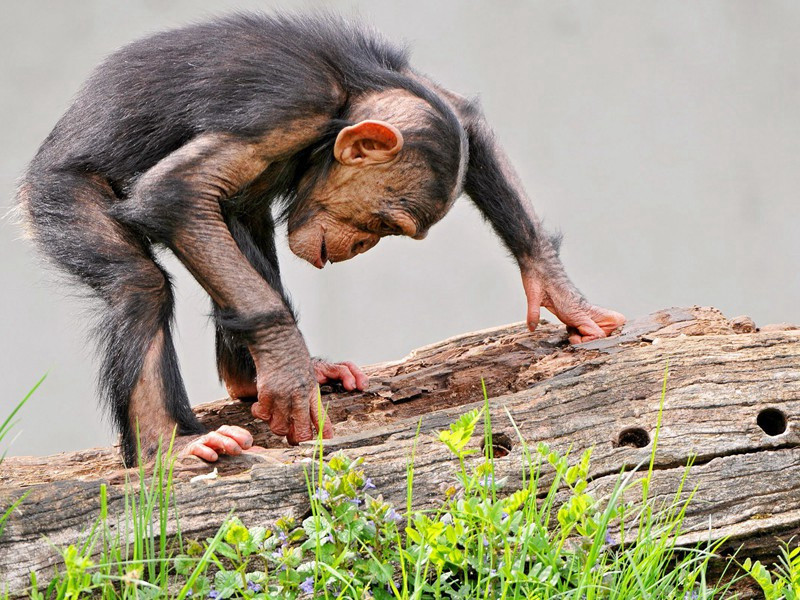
[379,220,402,235]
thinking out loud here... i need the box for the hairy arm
[415,73,625,342]
[127,118,333,443]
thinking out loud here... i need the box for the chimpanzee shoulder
[34,13,412,182]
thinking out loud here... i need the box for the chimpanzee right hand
[250,336,334,445]
[521,269,626,345]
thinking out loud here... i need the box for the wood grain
[2,306,798,595]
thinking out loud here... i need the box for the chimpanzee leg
[215,320,258,400]
[19,170,204,464]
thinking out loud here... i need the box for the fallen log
[1,306,799,594]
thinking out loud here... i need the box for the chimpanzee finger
[251,396,274,422]
[268,406,291,438]
[252,394,291,438]
[341,361,369,390]
[314,361,338,384]
[588,306,627,335]
[567,329,598,344]
[202,430,245,455]
[333,364,357,391]
[186,440,219,462]
[547,293,606,343]
[527,304,542,332]
[216,425,254,450]
[566,317,607,344]
[310,395,334,439]
[287,391,315,444]
[575,318,606,341]
[520,275,545,331]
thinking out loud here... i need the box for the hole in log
[757,408,787,436]
[481,432,513,458]
[616,427,650,448]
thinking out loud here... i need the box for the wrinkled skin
[195,357,367,458]
[522,271,626,344]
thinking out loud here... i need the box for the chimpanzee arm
[461,105,626,340]
[126,118,333,443]
[415,74,625,342]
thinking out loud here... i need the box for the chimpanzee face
[287,119,453,268]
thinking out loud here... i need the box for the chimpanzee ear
[334,120,404,166]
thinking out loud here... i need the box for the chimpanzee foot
[183,425,254,462]
[313,358,369,391]
[225,379,258,402]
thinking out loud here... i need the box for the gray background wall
[2,1,798,456]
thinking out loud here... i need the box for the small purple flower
[384,508,403,523]
[313,488,330,502]
[347,497,362,507]
[247,581,262,593]
[208,591,220,599]
[299,577,314,594]
[278,531,288,543]
[605,531,615,545]
[363,477,376,490]
[324,533,335,544]
[501,511,509,523]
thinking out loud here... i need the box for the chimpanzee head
[287,89,467,268]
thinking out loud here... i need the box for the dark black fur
[19,13,545,463]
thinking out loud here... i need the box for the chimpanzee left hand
[313,358,370,391]
[521,272,626,345]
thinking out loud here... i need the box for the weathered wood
[1,306,799,594]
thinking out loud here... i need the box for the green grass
[0,375,45,539]
[3,373,799,599]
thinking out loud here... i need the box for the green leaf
[214,570,241,598]
[174,554,193,576]
[214,541,239,561]
[192,576,211,598]
[406,527,422,545]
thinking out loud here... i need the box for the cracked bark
[1,306,798,596]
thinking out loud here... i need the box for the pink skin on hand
[219,359,366,451]
[250,385,334,446]
[185,425,256,462]
[249,359,365,445]
[313,359,370,391]
[522,274,626,344]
